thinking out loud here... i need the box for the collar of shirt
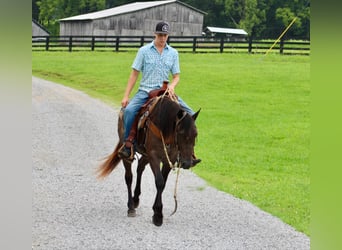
[150,41,170,51]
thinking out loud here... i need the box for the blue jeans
[123,90,195,140]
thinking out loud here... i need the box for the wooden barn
[59,0,206,36]
[32,19,50,36]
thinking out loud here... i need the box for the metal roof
[205,26,248,36]
[60,0,205,21]
[32,19,50,34]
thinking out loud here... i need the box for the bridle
[145,107,187,168]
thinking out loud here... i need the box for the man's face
[154,33,168,47]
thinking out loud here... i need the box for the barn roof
[205,26,248,36]
[32,19,50,35]
[60,0,206,22]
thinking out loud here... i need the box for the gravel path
[32,76,310,250]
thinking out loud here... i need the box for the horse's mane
[155,97,182,139]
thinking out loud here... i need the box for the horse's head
[176,109,200,169]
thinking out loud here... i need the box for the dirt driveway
[32,76,310,250]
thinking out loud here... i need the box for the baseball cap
[155,21,170,34]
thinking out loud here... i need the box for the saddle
[125,81,170,155]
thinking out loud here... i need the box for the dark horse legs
[123,156,172,226]
[123,160,136,217]
[123,157,148,217]
[151,160,172,226]
[133,157,148,209]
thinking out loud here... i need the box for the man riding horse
[118,21,201,166]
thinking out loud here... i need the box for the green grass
[32,51,310,235]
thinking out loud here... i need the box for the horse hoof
[152,215,163,226]
[127,209,136,217]
[134,199,140,208]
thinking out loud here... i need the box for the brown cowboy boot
[119,117,139,161]
[118,139,134,162]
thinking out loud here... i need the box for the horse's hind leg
[123,161,136,217]
[133,157,148,208]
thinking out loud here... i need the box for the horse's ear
[192,108,201,121]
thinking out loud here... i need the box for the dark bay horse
[97,96,200,226]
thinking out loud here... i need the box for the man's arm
[121,69,140,107]
[168,73,180,99]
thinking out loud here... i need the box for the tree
[223,0,265,37]
[36,0,62,34]
[62,0,82,17]
[238,0,265,36]
[33,0,310,39]
[32,0,40,21]
[36,0,106,35]
[275,7,300,36]
[182,0,228,27]
[81,0,106,14]
[264,0,310,39]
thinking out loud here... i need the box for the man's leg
[120,90,149,159]
[177,96,195,115]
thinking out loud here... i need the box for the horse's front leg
[123,160,136,217]
[161,161,172,185]
[150,158,166,226]
[133,156,148,209]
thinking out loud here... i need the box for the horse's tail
[96,143,122,179]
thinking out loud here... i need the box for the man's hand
[167,85,177,100]
[121,97,129,108]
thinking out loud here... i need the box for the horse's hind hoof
[152,215,163,226]
[127,209,136,217]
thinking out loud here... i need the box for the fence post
[115,37,120,52]
[248,37,252,53]
[280,38,284,54]
[68,36,72,52]
[45,37,49,51]
[192,37,197,53]
[220,37,224,53]
[140,36,144,47]
[91,36,95,51]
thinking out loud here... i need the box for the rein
[160,124,181,216]
[155,89,181,216]
[161,87,179,102]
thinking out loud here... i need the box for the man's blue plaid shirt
[132,41,180,93]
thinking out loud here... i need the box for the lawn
[32,51,310,235]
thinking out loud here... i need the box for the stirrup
[118,144,134,162]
